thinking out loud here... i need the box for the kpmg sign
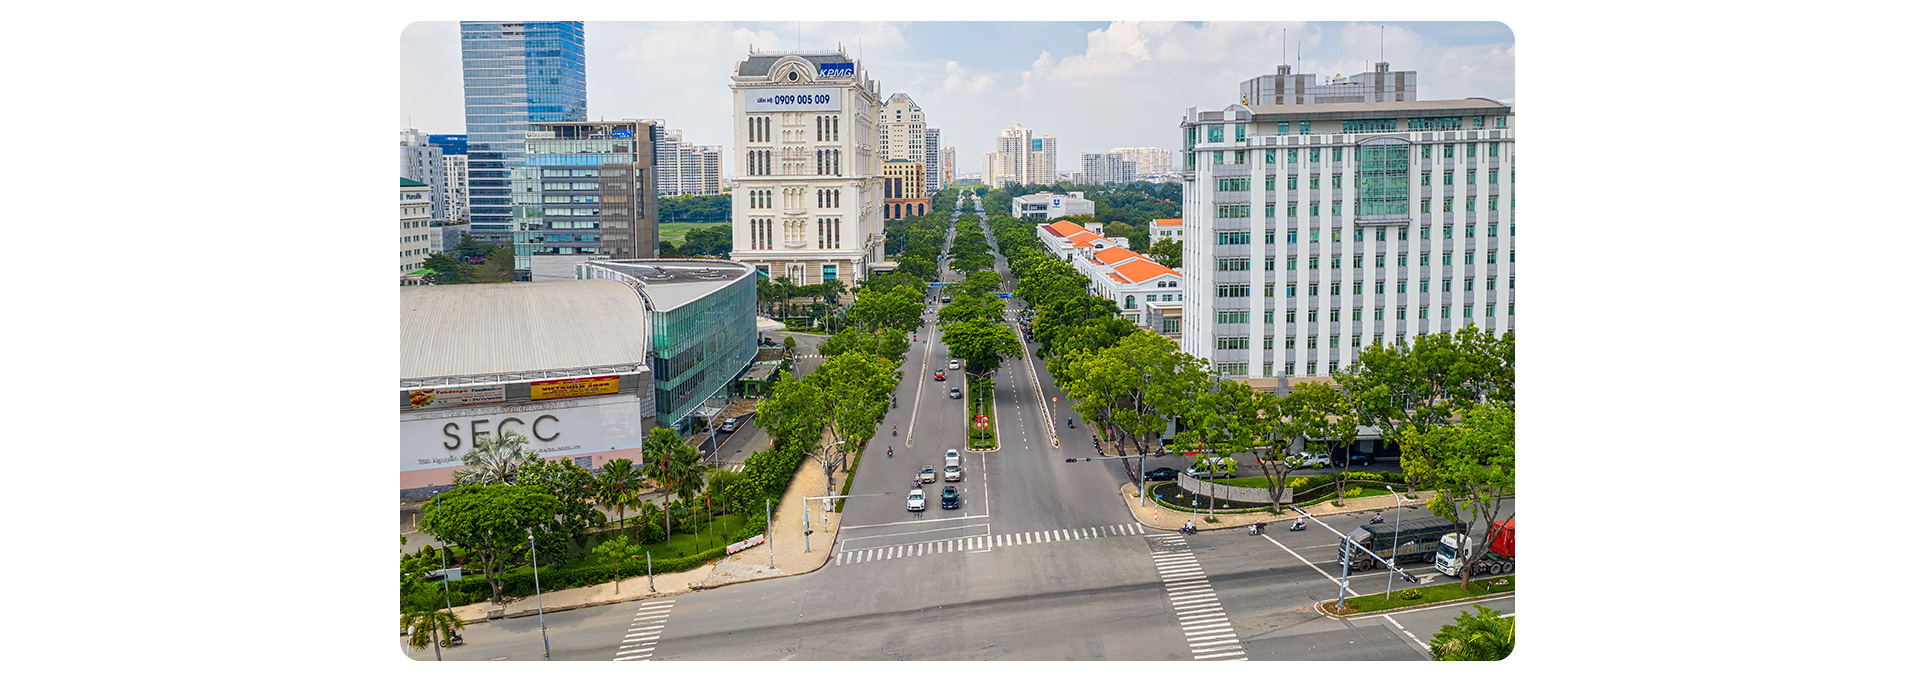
[746,88,839,112]
[819,62,855,77]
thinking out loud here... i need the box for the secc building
[399,259,756,496]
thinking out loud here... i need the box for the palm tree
[773,276,797,318]
[451,430,535,487]
[400,596,466,661]
[642,427,711,545]
[1428,605,1515,660]
[597,458,643,533]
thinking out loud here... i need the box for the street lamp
[1384,485,1407,598]
[435,494,452,615]
[527,529,550,660]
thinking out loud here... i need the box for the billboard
[406,384,506,410]
[745,88,839,112]
[400,394,644,472]
[819,62,855,77]
[531,375,619,400]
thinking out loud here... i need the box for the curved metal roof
[399,280,651,381]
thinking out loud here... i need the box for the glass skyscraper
[459,21,588,248]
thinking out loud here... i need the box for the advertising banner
[399,395,643,471]
[531,375,619,400]
[818,62,855,77]
[745,88,839,112]
[406,384,506,410]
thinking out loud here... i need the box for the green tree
[1404,402,1515,588]
[420,252,476,285]
[418,484,561,604]
[400,594,466,660]
[658,241,682,258]
[950,270,1003,298]
[847,285,925,332]
[1428,605,1515,660]
[1337,326,1514,492]
[681,225,733,258]
[936,294,1005,328]
[452,430,537,487]
[940,318,1022,379]
[1278,380,1362,505]
[516,457,600,553]
[1060,331,1208,459]
[1143,237,1183,268]
[1176,379,1283,514]
[596,458,644,529]
[760,353,895,496]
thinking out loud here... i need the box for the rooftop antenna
[1380,24,1384,64]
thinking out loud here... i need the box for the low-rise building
[1035,219,1180,337]
[1013,191,1095,220]
[1150,218,1184,244]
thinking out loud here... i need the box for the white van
[944,449,963,481]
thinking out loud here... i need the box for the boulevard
[406,194,1512,662]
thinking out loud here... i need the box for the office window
[1266,150,1276,163]
[1235,124,1245,142]
[1285,362,1295,375]
[1264,256,1275,270]
[1486,277,1497,290]
[1207,125,1224,143]
[1331,335,1340,348]
[1464,279,1474,292]
[1421,199,1431,214]
[1420,253,1430,266]
[1488,251,1498,264]
[1235,150,1247,164]
[1287,175,1297,189]
[1307,336,1318,349]
[1213,151,1224,164]
[1376,228,1387,241]
[1300,121,1310,134]
[1265,205,1275,218]
[1421,171,1431,186]
[1396,279,1407,293]
[1287,149,1298,163]
[1376,254,1387,268]
[1307,362,1317,375]
[1421,227,1431,240]
[1311,176,1320,190]
[1286,310,1296,323]
[1444,226,1453,240]
[1467,225,1476,239]
[1286,257,1297,270]
[1308,310,1318,322]
[1310,202,1319,216]
[1287,229,1298,243]
[1444,171,1453,186]
[1310,149,1320,163]
[1374,307,1384,321]
[1332,203,1342,216]
[1467,171,1477,186]
[1396,306,1406,320]
[1266,230,1276,244]
[1285,336,1295,349]
[1331,309,1342,322]
[1331,283,1341,295]
[1332,148,1343,162]
[1354,228,1365,242]
[1419,306,1428,319]
[1421,145,1432,159]
[1354,334,1364,347]
[1419,279,1429,292]
[1309,257,1319,270]
[1443,252,1453,266]
[1509,276,1515,289]
[1375,281,1386,294]
[1287,202,1298,217]
[1490,170,1500,185]
[1467,142,1478,157]
[1489,142,1500,155]
[1442,306,1451,319]
[1444,198,1453,212]
[1278,122,1290,134]
[1266,176,1275,191]
[1444,144,1454,158]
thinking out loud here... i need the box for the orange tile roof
[1093,246,1141,265]
[1065,232,1103,247]
[1113,258,1178,284]
[1152,218,1182,226]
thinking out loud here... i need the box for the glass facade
[1357,138,1411,217]
[651,274,757,428]
[460,21,588,244]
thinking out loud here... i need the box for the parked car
[1334,451,1373,467]
[919,465,938,484]
[1143,467,1181,482]
[941,486,960,509]
[934,371,946,381]
[1185,456,1240,479]
[717,417,740,433]
[949,387,961,399]
[907,488,927,512]
[1293,452,1331,469]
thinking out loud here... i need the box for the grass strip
[1327,575,1516,615]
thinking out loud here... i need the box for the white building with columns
[729,49,886,284]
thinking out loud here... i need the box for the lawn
[967,378,996,450]
[577,513,750,562]
[1329,575,1516,615]
[660,221,726,244]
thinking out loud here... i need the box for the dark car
[1333,452,1375,467]
[1143,467,1181,482]
[940,486,960,509]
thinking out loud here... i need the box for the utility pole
[1289,506,1421,611]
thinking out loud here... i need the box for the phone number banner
[745,88,839,112]
[531,375,620,400]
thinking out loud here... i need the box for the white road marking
[1193,650,1246,659]
[1259,534,1340,584]
[1385,615,1428,650]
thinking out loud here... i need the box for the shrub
[1345,486,1365,498]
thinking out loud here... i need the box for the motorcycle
[1371,512,1384,524]
[1179,522,1198,535]
[1288,519,1307,532]
[1067,419,1075,429]
[441,632,463,647]
[892,427,898,437]
[888,447,894,458]
[1249,522,1266,535]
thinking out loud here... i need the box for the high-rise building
[924,128,942,192]
[984,124,1058,188]
[400,178,434,283]
[1178,95,1513,380]
[1239,61,1417,106]
[883,159,928,220]
[941,146,956,188]
[645,124,728,198]
[1110,146,1177,176]
[430,134,471,232]
[879,93,925,164]
[690,145,723,196]
[459,21,588,246]
[1080,152,1137,185]
[510,120,657,280]
[729,49,886,284]
[399,129,447,223]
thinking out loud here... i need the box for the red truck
[1435,518,1514,577]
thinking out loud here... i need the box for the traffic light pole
[1064,453,1153,507]
[803,492,893,553]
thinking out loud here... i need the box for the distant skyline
[401,21,1513,181]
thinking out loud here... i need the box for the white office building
[1110,146,1177,176]
[400,129,447,223]
[1081,153,1137,185]
[1013,191,1095,220]
[442,153,470,229]
[729,49,886,284]
[924,128,943,192]
[1179,97,1514,379]
[400,178,434,283]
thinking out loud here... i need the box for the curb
[1315,588,1516,619]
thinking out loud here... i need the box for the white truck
[1436,518,1515,577]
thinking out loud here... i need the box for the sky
[400,21,1513,179]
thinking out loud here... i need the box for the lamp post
[436,494,452,615]
[527,529,550,660]
[803,492,893,553]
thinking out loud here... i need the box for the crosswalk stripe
[1185,627,1237,639]
[1183,620,1233,632]
[1190,641,1242,651]
[1193,650,1245,659]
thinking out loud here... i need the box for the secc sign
[399,395,643,471]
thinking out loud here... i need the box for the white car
[1292,452,1331,469]
[948,359,960,370]
[906,488,927,512]
[944,463,963,481]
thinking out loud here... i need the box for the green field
[660,222,727,244]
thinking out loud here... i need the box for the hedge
[431,546,729,607]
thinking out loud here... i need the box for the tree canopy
[418,484,561,604]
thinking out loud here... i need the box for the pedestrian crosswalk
[834,523,1147,565]
[1147,534,1247,661]
[611,599,674,661]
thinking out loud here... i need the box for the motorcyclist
[1371,512,1384,524]
[888,446,894,457]
[893,426,898,437]
[1181,520,1197,534]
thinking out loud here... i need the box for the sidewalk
[441,419,847,624]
